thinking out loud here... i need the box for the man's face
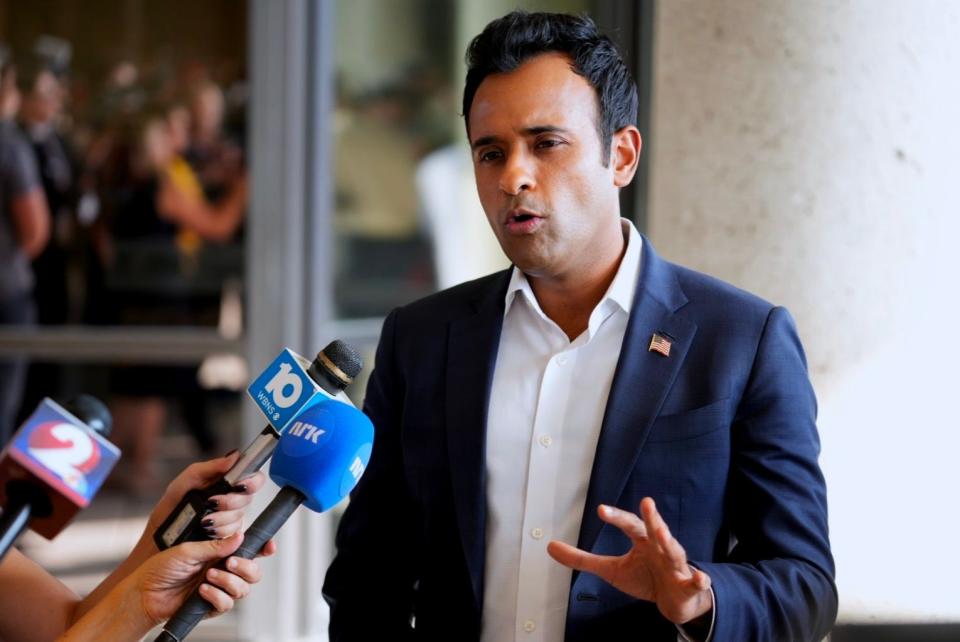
[468,52,629,282]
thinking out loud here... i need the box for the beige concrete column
[648,0,960,622]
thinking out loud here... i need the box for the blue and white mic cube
[247,348,341,433]
[270,398,374,513]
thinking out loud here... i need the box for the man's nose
[498,151,535,195]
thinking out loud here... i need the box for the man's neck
[528,227,627,341]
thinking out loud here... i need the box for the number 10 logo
[264,362,305,409]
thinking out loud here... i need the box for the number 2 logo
[28,422,101,492]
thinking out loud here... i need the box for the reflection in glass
[333,1,590,318]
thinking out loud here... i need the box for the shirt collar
[503,218,643,318]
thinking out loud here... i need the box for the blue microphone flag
[247,348,356,433]
[269,398,374,513]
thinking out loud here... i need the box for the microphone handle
[0,498,31,562]
[158,486,307,642]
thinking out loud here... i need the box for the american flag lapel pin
[648,332,672,357]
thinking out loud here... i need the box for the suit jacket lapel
[445,270,510,610]
[577,238,698,554]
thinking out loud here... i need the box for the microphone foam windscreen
[269,398,374,513]
[320,340,363,383]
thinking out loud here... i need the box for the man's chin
[511,261,550,279]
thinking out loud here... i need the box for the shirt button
[523,620,536,633]
[531,527,544,540]
[556,354,568,365]
[539,435,552,448]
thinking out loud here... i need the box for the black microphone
[152,340,363,550]
[0,396,118,561]
[62,394,113,438]
[154,395,374,642]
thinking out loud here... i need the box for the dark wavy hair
[462,11,638,166]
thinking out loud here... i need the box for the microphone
[155,396,374,642]
[152,340,363,550]
[0,396,119,561]
[61,394,114,439]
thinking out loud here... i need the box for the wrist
[677,587,714,642]
[58,574,155,642]
[131,532,159,566]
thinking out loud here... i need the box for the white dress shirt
[481,219,642,642]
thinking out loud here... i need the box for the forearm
[207,179,247,240]
[12,189,51,258]
[58,573,154,642]
[0,549,79,642]
[695,558,836,641]
[73,533,157,621]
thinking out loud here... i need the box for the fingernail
[206,499,219,510]
[227,558,238,570]
[205,527,218,538]
[223,448,238,458]
[231,484,247,493]
[208,568,220,579]
[202,518,214,527]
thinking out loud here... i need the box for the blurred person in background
[103,110,246,493]
[184,81,245,205]
[18,61,75,325]
[0,52,51,447]
[15,59,83,428]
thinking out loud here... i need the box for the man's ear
[611,125,642,188]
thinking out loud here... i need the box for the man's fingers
[547,541,615,578]
[639,497,692,573]
[640,499,675,553]
[653,518,685,563]
[639,497,667,535]
[691,567,711,592]
[597,504,649,542]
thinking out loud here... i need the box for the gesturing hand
[546,497,713,625]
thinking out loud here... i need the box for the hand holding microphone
[155,395,375,642]
[153,340,363,551]
[55,532,273,642]
[146,452,268,542]
[0,397,274,642]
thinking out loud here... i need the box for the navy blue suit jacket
[323,237,837,641]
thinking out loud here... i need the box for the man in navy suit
[324,11,836,642]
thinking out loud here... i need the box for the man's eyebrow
[523,125,570,136]
[471,126,572,150]
[471,135,499,150]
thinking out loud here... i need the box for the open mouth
[504,210,544,234]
